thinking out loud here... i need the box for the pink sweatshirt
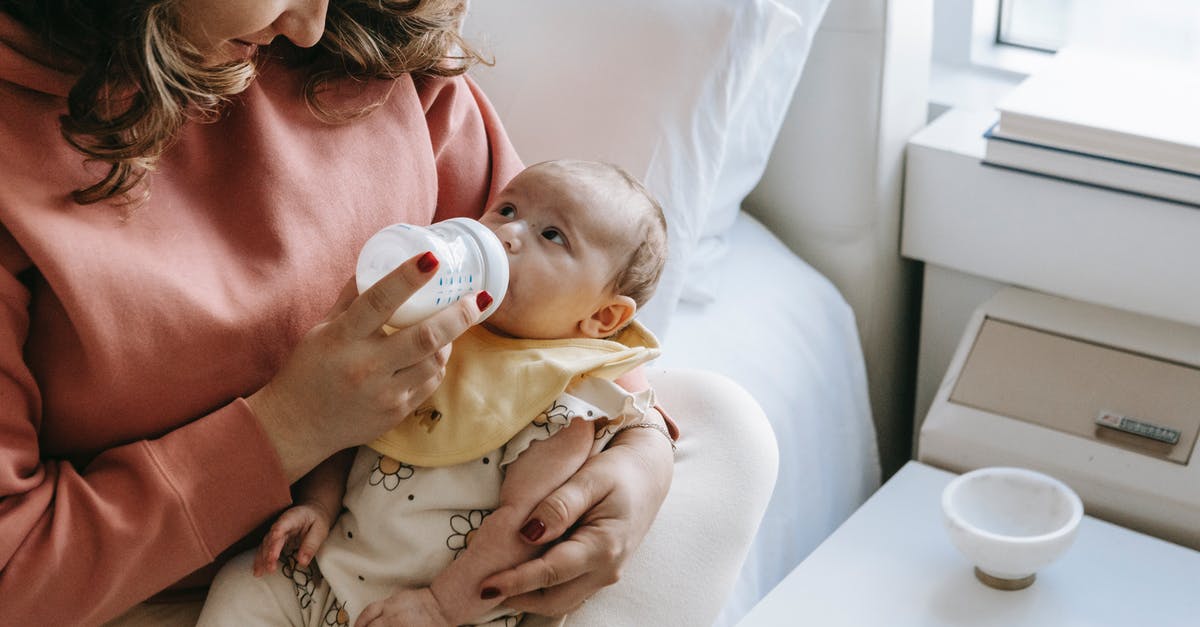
[0,13,522,625]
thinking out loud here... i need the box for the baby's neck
[479,320,518,339]
[478,321,596,341]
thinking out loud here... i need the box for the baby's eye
[541,228,565,245]
[497,206,516,218]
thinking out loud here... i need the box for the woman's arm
[0,67,517,626]
[0,246,483,625]
[0,241,292,625]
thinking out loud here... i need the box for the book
[983,125,1200,208]
[992,46,1200,176]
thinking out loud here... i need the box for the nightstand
[737,461,1200,626]
[900,108,1200,442]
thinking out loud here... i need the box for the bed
[464,0,930,623]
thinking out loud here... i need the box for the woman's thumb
[519,473,597,544]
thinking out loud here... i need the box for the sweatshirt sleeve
[0,230,292,625]
[419,74,525,222]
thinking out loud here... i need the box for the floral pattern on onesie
[322,599,350,626]
[282,551,319,610]
[446,509,492,559]
[368,456,415,490]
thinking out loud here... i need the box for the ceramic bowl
[941,466,1083,590]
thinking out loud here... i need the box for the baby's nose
[497,222,524,252]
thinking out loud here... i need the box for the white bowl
[941,467,1083,590]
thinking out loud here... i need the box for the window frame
[995,0,1068,53]
[929,0,1054,113]
[968,0,1055,77]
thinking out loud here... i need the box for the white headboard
[747,0,933,476]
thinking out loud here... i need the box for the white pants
[104,369,779,627]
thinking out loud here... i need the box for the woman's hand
[478,410,675,616]
[248,252,488,482]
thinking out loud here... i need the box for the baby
[198,159,669,627]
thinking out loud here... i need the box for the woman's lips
[229,39,259,60]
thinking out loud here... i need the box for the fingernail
[481,587,501,600]
[520,518,545,542]
[417,251,439,273]
[476,291,493,311]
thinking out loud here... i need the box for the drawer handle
[1095,412,1181,445]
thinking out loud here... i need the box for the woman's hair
[3,0,483,205]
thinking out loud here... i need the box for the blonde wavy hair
[3,0,483,205]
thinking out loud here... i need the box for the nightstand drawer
[950,317,1200,464]
[920,287,1200,551]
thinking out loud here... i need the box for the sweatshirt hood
[0,12,79,97]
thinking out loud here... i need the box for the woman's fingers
[380,296,480,370]
[341,251,439,337]
[484,533,612,616]
[517,463,607,546]
[250,254,490,480]
[480,436,673,612]
[475,466,622,615]
[324,275,361,321]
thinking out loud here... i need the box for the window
[996,0,1200,61]
[996,0,1070,52]
[931,0,1200,111]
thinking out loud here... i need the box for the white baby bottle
[356,218,508,327]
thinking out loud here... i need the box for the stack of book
[983,47,1200,208]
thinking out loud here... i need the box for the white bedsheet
[656,210,880,625]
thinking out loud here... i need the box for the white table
[738,461,1200,626]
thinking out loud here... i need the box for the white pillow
[463,1,813,336]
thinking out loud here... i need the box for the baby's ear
[580,295,636,338]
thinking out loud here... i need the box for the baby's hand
[354,587,451,627]
[253,502,337,577]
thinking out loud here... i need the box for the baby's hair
[603,165,668,310]
[530,159,668,310]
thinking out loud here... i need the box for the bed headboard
[747,0,933,476]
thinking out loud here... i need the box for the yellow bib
[368,321,660,467]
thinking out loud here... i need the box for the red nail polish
[520,519,545,542]
[476,291,493,311]
[417,251,438,273]
[481,587,500,600]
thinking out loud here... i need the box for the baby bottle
[356,218,508,327]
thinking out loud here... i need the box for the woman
[0,1,675,624]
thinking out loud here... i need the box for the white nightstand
[738,461,1200,626]
[900,108,1200,441]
